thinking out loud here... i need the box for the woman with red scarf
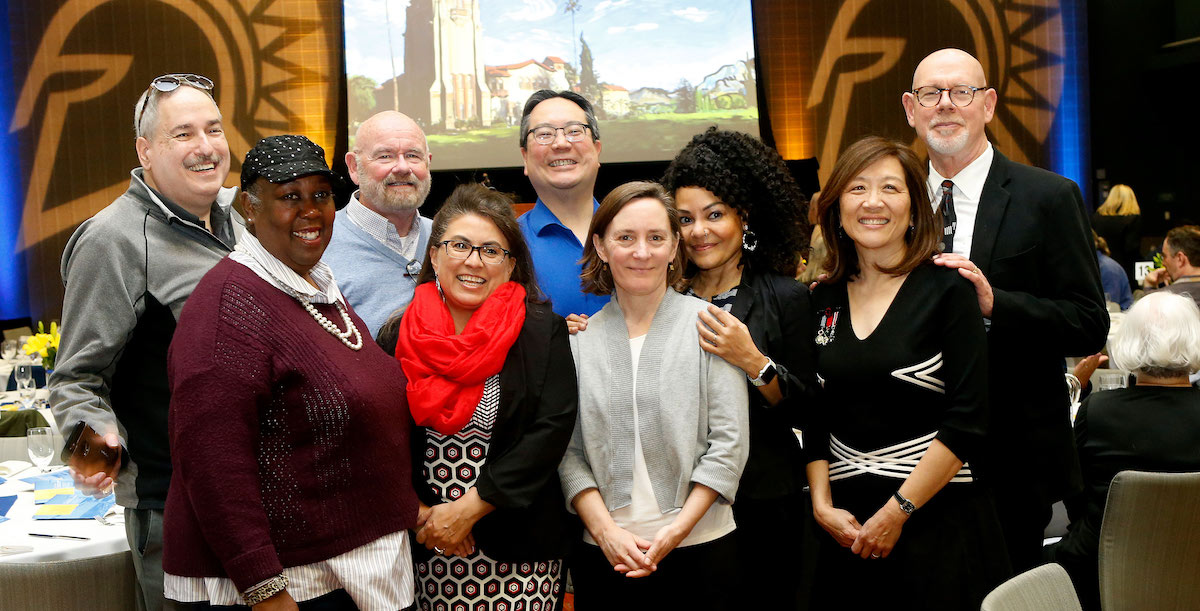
[381,183,578,611]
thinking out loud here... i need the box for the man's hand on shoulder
[933,253,994,317]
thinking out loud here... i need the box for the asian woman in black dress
[806,136,1009,609]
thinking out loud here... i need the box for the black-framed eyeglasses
[527,123,591,145]
[910,85,991,108]
[136,73,215,135]
[439,240,512,265]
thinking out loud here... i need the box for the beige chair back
[981,563,1082,611]
[0,550,138,611]
[1099,470,1200,611]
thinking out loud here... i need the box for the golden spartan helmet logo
[8,0,335,253]
[808,0,1065,183]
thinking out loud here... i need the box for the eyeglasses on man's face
[527,123,591,146]
[439,240,512,264]
[911,85,991,108]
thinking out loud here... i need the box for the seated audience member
[1143,225,1200,310]
[1091,184,1142,289]
[1094,231,1132,310]
[1044,291,1200,611]
[163,136,419,610]
[559,181,749,610]
[379,184,578,611]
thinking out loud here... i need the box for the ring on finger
[434,546,444,554]
[871,553,880,559]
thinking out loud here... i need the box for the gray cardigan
[559,288,749,514]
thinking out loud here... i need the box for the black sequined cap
[240,134,344,191]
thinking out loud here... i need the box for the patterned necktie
[939,179,957,253]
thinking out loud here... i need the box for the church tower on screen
[402,0,492,131]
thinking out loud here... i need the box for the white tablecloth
[0,466,130,563]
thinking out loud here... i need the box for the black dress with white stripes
[807,263,1009,609]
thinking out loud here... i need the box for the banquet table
[0,384,129,564]
[0,466,129,563]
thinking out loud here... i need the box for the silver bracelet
[242,574,288,607]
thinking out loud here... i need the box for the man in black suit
[901,48,1109,573]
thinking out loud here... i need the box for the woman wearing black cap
[162,135,421,610]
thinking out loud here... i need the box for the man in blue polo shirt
[516,90,609,318]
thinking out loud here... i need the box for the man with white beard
[900,48,1107,575]
[324,111,434,338]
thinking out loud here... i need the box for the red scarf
[397,281,526,434]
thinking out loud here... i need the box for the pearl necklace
[297,296,363,350]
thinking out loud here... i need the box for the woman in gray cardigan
[558,181,749,609]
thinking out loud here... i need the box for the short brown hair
[580,181,686,295]
[1166,225,1200,266]
[815,136,938,282]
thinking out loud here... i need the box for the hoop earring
[742,224,758,252]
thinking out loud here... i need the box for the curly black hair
[661,127,810,278]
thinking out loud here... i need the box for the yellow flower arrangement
[22,321,60,370]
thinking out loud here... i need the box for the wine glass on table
[15,360,36,409]
[27,427,54,472]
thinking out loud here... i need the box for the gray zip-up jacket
[49,168,241,509]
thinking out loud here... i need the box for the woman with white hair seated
[1044,291,1200,610]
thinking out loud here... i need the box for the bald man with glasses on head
[901,48,1108,575]
[50,73,241,610]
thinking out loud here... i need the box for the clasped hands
[415,490,493,557]
[813,499,909,560]
[595,521,688,578]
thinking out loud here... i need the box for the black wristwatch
[749,358,777,387]
[893,490,917,515]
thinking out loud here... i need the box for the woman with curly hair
[661,127,818,608]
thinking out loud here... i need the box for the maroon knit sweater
[162,258,418,591]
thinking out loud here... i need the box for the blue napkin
[0,494,15,524]
[33,493,115,520]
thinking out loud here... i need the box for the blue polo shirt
[518,198,610,317]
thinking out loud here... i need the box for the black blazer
[968,150,1109,505]
[728,269,818,499]
[409,301,580,561]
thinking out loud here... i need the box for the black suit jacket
[968,150,1109,505]
[728,269,818,499]
[409,301,580,561]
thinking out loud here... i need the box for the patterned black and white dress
[807,263,1009,609]
[416,375,563,611]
